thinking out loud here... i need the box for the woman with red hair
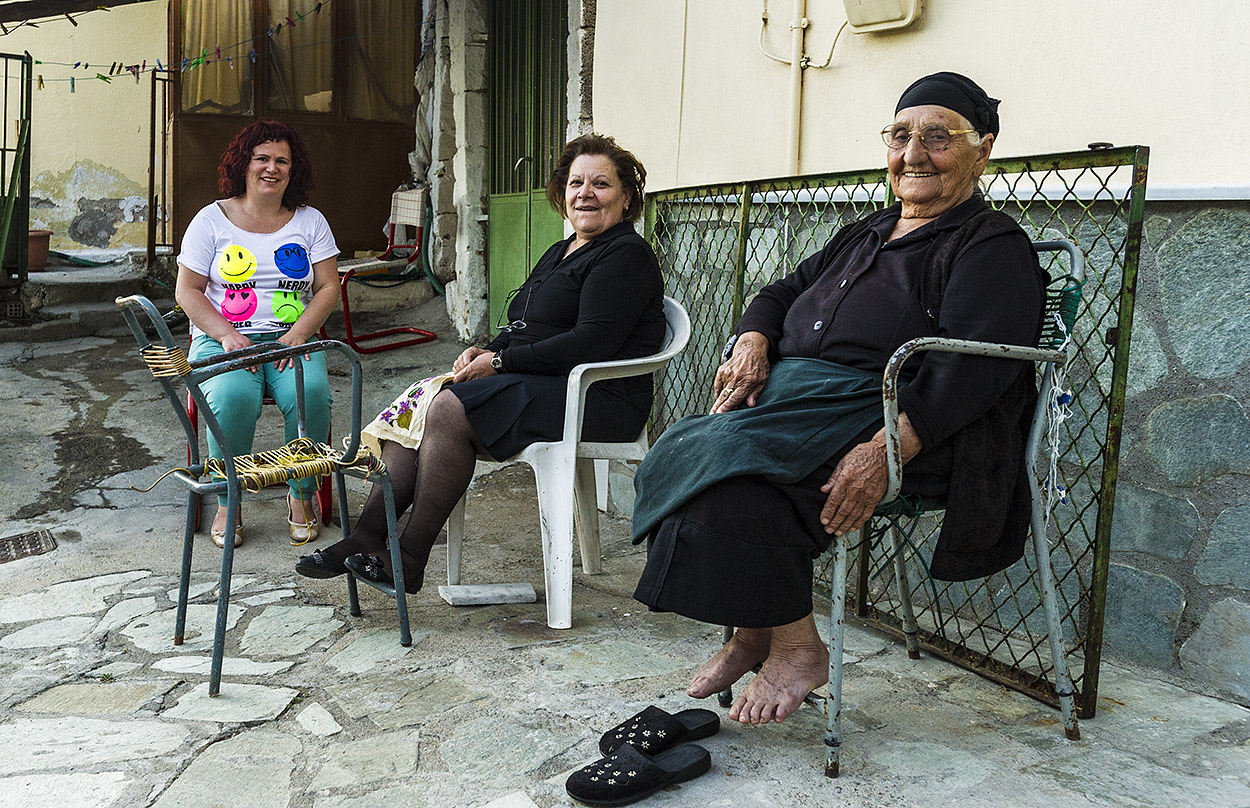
[175,120,340,549]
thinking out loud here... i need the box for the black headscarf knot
[895,72,1000,137]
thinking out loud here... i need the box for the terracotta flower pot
[27,229,53,271]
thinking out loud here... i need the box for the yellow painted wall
[595,0,1250,195]
[5,2,169,251]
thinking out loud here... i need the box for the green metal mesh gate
[644,145,1149,717]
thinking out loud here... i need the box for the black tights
[326,390,484,591]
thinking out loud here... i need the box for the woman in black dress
[631,73,1046,725]
[295,133,665,593]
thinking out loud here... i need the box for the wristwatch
[721,334,739,361]
[490,351,505,372]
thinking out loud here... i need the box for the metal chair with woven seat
[717,240,1085,776]
[116,294,412,696]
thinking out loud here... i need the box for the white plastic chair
[446,296,692,628]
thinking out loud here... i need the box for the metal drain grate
[0,530,57,563]
[5,300,24,319]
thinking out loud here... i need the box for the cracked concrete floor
[1,297,1248,808]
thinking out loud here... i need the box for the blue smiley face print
[274,243,311,279]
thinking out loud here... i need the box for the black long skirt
[447,373,651,460]
[632,461,843,628]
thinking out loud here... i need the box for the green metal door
[488,0,568,333]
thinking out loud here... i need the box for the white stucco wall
[595,0,1249,196]
[4,1,169,252]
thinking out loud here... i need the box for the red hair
[217,120,314,209]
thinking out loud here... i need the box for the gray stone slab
[439,583,537,605]
[439,715,579,781]
[0,570,149,624]
[151,655,294,676]
[324,627,423,674]
[307,728,421,791]
[1156,208,1250,380]
[1179,599,1250,702]
[16,681,173,715]
[162,682,299,723]
[532,640,684,686]
[312,785,427,808]
[478,792,540,808]
[1145,395,1250,486]
[98,596,159,632]
[296,702,342,736]
[86,661,142,679]
[0,716,189,775]
[0,615,96,649]
[1196,505,1250,588]
[1103,564,1184,669]
[0,772,129,808]
[325,679,411,721]
[120,604,244,654]
[867,739,998,789]
[1024,743,1250,808]
[1110,483,1198,560]
[152,728,300,808]
[239,605,342,657]
[369,673,489,730]
[239,589,296,606]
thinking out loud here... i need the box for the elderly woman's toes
[728,647,829,724]
[687,628,772,699]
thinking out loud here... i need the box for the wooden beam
[0,0,154,25]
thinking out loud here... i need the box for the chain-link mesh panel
[644,146,1148,718]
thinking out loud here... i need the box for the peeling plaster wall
[5,2,168,254]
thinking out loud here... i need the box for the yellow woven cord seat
[115,294,412,698]
[203,437,379,494]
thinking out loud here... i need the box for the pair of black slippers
[566,705,720,807]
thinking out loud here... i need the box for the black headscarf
[895,72,1000,137]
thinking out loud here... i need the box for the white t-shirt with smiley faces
[177,201,339,340]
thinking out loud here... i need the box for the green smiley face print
[272,290,304,323]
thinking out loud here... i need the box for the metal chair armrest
[879,336,1069,505]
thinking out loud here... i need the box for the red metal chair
[319,188,437,354]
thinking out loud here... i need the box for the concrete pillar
[567,0,597,139]
[443,0,491,342]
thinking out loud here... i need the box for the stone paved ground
[1,297,1248,808]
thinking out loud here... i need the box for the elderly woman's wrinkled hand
[819,441,889,536]
[710,332,771,413]
[453,346,488,374]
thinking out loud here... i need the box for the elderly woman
[631,73,1047,725]
[175,120,339,549]
[296,133,665,593]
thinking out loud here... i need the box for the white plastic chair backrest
[659,296,692,362]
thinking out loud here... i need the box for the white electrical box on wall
[842,0,922,33]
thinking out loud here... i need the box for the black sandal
[566,743,711,807]
[344,553,422,594]
[295,549,347,579]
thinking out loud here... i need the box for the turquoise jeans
[188,332,332,505]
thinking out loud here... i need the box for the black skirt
[632,462,842,628]
[448,373,651,460]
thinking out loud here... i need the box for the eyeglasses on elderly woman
[881,123,978,152]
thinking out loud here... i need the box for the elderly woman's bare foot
[687,627,773,699]
[728,614,828,724]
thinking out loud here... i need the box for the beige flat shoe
[211,511,244,548]
[289,496,320,546]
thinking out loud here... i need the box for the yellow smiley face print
[216,244,258,282]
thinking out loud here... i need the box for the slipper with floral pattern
[566,743,711,807]
[598,704,720,756]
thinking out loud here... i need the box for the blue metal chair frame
[116,294,411,696]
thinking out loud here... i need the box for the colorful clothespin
[96,72,111,83]
[37,75,44,89]
[70,77,75,92]
[65,14,78,26]
[250,48,256,63]
[215,45,221,60]
[73,61,81,69]
[286,16,296,27]
[156,59,163,71]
